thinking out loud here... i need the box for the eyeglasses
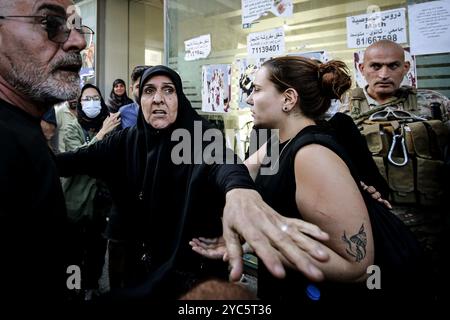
[0,15,94,46]
[369,107,427,121]
[81,96,101,101]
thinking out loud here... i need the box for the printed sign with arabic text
[184,34,211,61]
[247,27,285,58]
[242,0,293,28]
[346,8,407,48]
[408,0,450,55]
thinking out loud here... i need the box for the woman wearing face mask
[58,83,120,300]
[77,84,119,141]
[106,79,134,113]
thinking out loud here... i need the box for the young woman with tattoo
[192,57,406,303]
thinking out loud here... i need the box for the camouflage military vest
[349,87,449,206]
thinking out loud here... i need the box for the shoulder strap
[394,86,417,111]
[349,87,367,117]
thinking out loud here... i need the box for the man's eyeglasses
[0,15,94,46]
[81,96,101,102]
[369,107,427,121]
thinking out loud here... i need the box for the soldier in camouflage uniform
[343,40,449,302]
[343,40,449,205]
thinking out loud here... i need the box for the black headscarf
[77,84,109,132]
[135,65,214,154]
[107,79,133,113]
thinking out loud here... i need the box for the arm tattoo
[341,224,367,262]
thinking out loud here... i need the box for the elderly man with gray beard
[0,0,92,301]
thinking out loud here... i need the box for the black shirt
[255,125,371,303]
[0,99,68,301]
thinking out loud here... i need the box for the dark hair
[262,56,351,119]
[112,79,126,91]
[108,78,133,112]
[131,65,151,83]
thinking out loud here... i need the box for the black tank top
[255,125,371,303]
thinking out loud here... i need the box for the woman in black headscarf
[57,65,329,299]
[77,84,110,140]
[107,79,133,113]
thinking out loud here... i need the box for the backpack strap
[386,86,417,112]
[349,87,368,118]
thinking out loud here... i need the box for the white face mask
[81,100,102,118]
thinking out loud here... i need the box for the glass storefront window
[166,0,449,156]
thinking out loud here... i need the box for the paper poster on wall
[80,41,95,87]
[353,47,417,88]
[242,0,293,28]
[201,64,231,113]
[184,34,211,61]
[247,27,285,58]
[236,57,271,109]
[408,0,450,55]
[346,8,407,48]
[288,50,330,63]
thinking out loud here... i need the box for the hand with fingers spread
[222,188,330,282]
[360,181,392,209]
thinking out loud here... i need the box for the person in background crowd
[57,84,120,300]
[107,78,133,113]
[119,65,150,129]
[77,84,113,140]
[41,107,59,152]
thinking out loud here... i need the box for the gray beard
[5,55,82,106]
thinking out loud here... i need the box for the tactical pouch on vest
[362,124,384,155]
[405,120,448,205]
[407,122,433,159]
[351,87,448,206]
[387,157,416,204]
[362,123,392,156]
[361,118,448,205]
[416,158,444,206]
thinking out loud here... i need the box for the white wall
[103,0,129,97]
[98,0,164,97]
